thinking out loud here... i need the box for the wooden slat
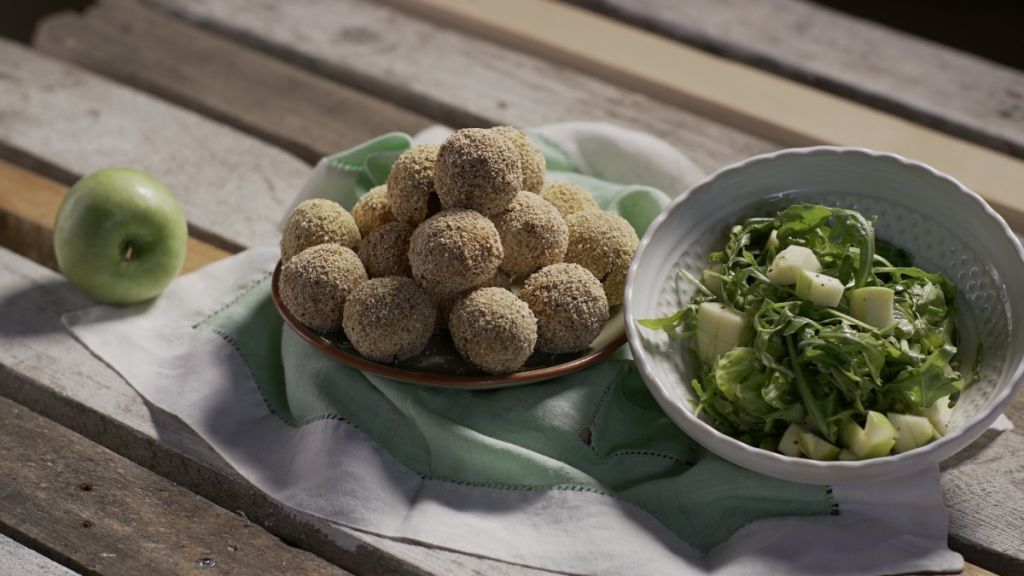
[0,38,310,251]
[0,534,77,576]
[380,0,1024,232]
[0,395,349,576]
[33,1,432,164]
[144,0,777,172]
[0,160,229,274]
[568,0,1024,159]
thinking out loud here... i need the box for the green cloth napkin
[202,133,833,553]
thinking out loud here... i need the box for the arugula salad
[640,204,971,460]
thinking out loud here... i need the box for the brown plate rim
[270,262,627,389]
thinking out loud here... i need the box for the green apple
[54,168,187,305]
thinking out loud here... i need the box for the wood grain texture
[33,1,432,164]
[0,395,349,576]
[0,245,566,576]
[144,0,777,173]
[0,160,230,274]
[568,0,1024,159]
[0,38,309,251]
[381,0,1024,232]
[941,428,1024,575]
[0,534,78,576]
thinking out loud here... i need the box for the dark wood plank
[33,1,432,164]
[0,534,77,576]
[0,395,350,576]
[568,0,1024,159]
[144,0,777,172]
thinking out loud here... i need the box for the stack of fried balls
[279,127,639,374]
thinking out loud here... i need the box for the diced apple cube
[888,412,937,453]
[766,245,821,285]
[695,302,750,365]
[849,287,894,328]
[795,270,844,307]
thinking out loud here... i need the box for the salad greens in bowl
[625,147,1024,484]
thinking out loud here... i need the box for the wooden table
[1,1,1021,574]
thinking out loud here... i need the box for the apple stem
[123,241,134,262]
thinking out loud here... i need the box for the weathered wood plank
[144,0,777,173]
[33,1,432,164]
[0,534,78,576]
[941,428,1024,575]
[379,0,1024,232]
[0,38,309,251]
[0,395,350,576]
[567,0,1024,160]
[0,160,229,274]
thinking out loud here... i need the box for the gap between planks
[383,0,1024,232]
[0,394,350,576]
[0,159,230,274]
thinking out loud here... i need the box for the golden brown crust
[538,181,599,218]
[387,145,441,225]
[342,276,435,363]
[491,126,545,193]
[352,185,396,236]
[434,128,522,215]
[449,287,537,374]
[490,192,568,279]
[280,244,367,333]
[564,211,639,306]
[358,221,414,278]
[408,209,504,295]
[519,263,609,353]
[280,199,360,263]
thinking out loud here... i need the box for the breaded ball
[483,268,513,290]
[281,199,361,262]
[435,128,522,215]
[492,126,545,193]
[387,145,441,225]
[431,269,512,334]
[490,192,568,279]
[564,211,639,307]
[409,209,504,295]
[352,185,395,236]
[519,263,609,354]
[280,244,367,333]
[539,181,599,217]
[343,276,435,363]
[450,288,537,374]
[358,221,413,278]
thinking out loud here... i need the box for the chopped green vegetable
[640,204,971,459]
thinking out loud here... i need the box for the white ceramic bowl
[625,147,1024,484]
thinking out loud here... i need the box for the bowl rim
[624,145,1024,483]
[271,262,627,389]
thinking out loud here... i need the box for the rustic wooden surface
[143,0,776,173]
[0,395,350,576]
[0,534,78,576]
[0,38,308,251]
[33,1,432,164]
[567,0,1024,159]
[381,0,1024,232]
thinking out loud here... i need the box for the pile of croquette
[278,126,639,374]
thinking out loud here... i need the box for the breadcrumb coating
[449,287,537,374]
[519,263,609,353]
[387,145,441,225]
[435,128,522,215]
[281,199,361,263]
[352,185,396,236]
[490,192,567,279]
[538,181,599,218]
[358,221,413,278]
[409,209,504,295]
[491,126,545,193]
[564,210,639,306]
[280,244,367,333]
[343,276,435,363]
